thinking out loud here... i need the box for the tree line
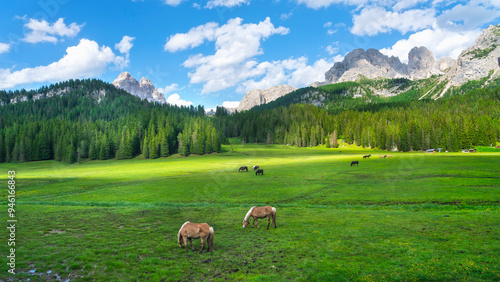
[214,87,500,152]
[0,79,222,163]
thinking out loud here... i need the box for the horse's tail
[208,227,215,252]
[177,229,182,247]
[178,221,189,247]
[271,207,277,228]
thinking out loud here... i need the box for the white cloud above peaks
[0,43,10,54]
[23,18,84,43]
[351,6,436,36]
[115,35,135,54]
[0,39,127,89]
[163,0,186,6]
[158,83,179,94]
[164,22,218,52]
[380,27,481,63]
[296,0,369,9]
[114,36,135,69]
[206,0,250,9]
[165,17,290,93]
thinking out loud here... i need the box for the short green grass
[1,143,499,281]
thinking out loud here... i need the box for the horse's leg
[255,218,260,229]
[252,217,255,228]
[189,238,194,251]
[199,237,206,253]
[267,215,271,230]
[183,236,189,253]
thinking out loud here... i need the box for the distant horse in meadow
[243,206,277,230]
[351,161,359,166]
[386,155,392,158]
[255,169,264,176]
[239,166,248,172]
[363,155,371,159]
[253,165,259,171]
[380,155,387,158]
[177,222,214,253]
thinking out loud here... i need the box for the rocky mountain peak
[236,85,297,112]
[117,71,132,79]
[140,77,153,85]
[112,72,166,104]
[445,24,500,87]
[324,48,410,84]
[408,46,436,79]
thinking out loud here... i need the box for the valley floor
[1,143,499,281]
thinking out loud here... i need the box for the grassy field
[1,141,499,281]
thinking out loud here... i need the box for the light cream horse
[243,206,277,230]
[177,221,214,253]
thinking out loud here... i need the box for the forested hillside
[215,86,500,152]
[0,79,222,163]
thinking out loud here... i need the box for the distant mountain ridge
[313,24,500,99]
[321,46,449,85]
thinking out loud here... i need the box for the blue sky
[0,0,499,109]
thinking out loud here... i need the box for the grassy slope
[1,142,499,281]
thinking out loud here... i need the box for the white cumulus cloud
[351,6,436,36]
[0,43,10,54]
[236,57,333,94]
[166,93,193,106]
[380,27,481,63]
[23,18,84,44]
[164,22,219,52]
[0,39,127,89]
[158,83,179,94]
[163,0,186,6]
[437,0,500,31]
[165,17,290,94]
[114,36,135,69]
[222,101,240,108]
[115,35,135,54]
[206,0,250,9]
[296,0,369,9]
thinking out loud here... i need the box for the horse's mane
[177,221,190,242]
[243,206,256,222]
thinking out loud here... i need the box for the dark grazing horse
[255,169,264,176]
[351,161,359,166]
[239,166,248,172]
[363,155,371,159]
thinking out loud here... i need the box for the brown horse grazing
[239,166,248,172]
[243,206,277,229]
[253,165,259,171]
[177,222,214,253]
[380,155,386,158]
[386,155,392,158]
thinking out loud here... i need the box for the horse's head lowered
[242,220,250,228]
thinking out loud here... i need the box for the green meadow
[1,141,499,281]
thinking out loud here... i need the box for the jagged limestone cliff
[236,85,297,112]
[112,72,166,104]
